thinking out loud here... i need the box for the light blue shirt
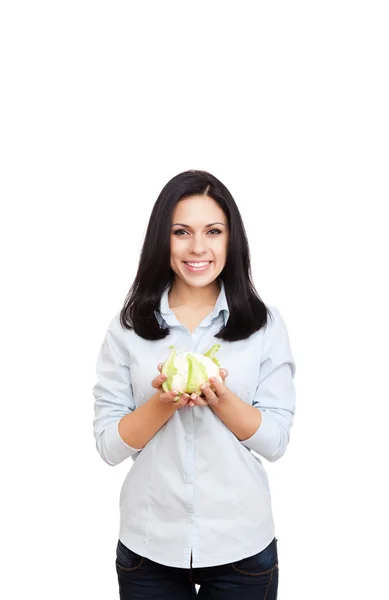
[92,282,296,568]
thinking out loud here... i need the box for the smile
[183,261,212,272]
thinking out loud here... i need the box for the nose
[189,233,207,255]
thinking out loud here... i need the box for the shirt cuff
[240,410,282,461]
[101,420,143,466]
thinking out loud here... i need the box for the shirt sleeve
[240,306,297,462]
[92,313,142,466]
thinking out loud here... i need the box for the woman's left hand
[188,368,229,407]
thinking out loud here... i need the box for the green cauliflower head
[161,344,222,400]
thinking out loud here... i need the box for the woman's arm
[204,306,296,462]
[207,388,263,442]
[117,383,185,452]
[92,314,188,466]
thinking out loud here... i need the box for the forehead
[172,195,226,223]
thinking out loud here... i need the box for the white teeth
[185,262,210,267]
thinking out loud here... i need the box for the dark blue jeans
[116,537,278,599]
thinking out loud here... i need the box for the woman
[92,170,296,599]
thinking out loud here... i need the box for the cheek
[170,239,179,257]
[216,237,228,259]
[170,238,185,261]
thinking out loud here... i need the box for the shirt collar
[155,279,230,329]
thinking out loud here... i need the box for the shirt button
[189,516,195,523]
[186,434,193,442]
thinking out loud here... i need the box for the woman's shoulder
[265,304,281,325]
[104,310,133,347]
[260,303,294,357]
[264,302,290,324]
[253,303,288,345]
[106,307,136,334]
[105,310,123,334]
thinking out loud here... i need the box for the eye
[173,229,189,236]
[172,228,222,236]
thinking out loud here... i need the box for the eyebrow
[171,222,227,228]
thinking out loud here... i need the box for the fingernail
[191,393,197,400]
[189,401,195,407]
[200,385,208,391]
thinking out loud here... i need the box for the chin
[183,274,220,287]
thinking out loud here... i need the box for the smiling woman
[119,170,271,342]
[93,169,296,600]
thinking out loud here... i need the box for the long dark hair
[120,170,273,341]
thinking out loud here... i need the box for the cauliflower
[161,344,222,401]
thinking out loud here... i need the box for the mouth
[183,261,212,273]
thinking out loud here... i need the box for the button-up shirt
[92,282,296,568]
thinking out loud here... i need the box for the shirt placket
[162,313,223,568]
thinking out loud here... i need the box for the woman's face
[170,195,229,289]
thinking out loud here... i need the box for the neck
[168,279,221,309]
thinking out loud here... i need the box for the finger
[151,372,167,389]
[200,384,219,405]
[219,368,229,381]
[157,363,163,372]
[189,393,208,407]
[209,377,228,397]
[184,393,197,407]
[160,389,181,403]
[173,393,191,407]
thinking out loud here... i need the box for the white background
[1,1,388,598]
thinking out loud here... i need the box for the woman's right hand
[151,366,191,409]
